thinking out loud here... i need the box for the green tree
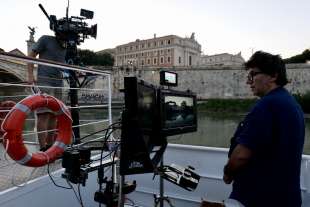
[78,49,96,65]
[78,49,114,66]
[284,49,310,63]
[94,53,114,66]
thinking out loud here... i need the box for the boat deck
[0,144,62,192]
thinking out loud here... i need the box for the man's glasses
[247,71,264,82]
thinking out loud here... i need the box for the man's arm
[223,144,253,184]
[27,51,38,84]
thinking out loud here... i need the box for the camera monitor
[123,77,157,134]
[159,89,197,136]
[160,71,178,87]
[120,77,167,175]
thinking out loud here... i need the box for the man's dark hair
[245,51,288,86]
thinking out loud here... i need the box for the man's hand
[223,164,234,184]
[27,51,37,85]
[28,74,35,85]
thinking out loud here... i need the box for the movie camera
[61,72,200,206]
[38,3,97,45]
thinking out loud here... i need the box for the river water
[169,111,310,155]
[23,108,310,154]
[79,109,310,155]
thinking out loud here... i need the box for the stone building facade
[114,33,201,68]
[200,52,245,66]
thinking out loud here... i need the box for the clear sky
[1,0,310,60]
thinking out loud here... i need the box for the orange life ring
[1,94,72,167]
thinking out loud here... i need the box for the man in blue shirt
[223,51,305,207]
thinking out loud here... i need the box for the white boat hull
[0,144,309,207]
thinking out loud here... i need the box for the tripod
[153,158,174,207]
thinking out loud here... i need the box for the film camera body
[39,3,97,45]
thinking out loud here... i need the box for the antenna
[38,4,51,21]
[66,0,69,20]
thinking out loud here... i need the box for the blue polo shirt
[229,87,305,207]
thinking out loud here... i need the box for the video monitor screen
[160,90,197,136]
[160,71,178,86]
[164,96,195,128]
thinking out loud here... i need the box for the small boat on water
[0,52,309,207]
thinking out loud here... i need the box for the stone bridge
[0,58,27,82]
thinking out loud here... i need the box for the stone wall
[102,63,310,101]
[2,59,310,101]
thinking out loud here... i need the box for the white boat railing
[0,51,114,191]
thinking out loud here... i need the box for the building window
[160,57,164,64]
[142,44,145,48]
[167,40,171,44]
[148,43,151,48]
[154,42,157,46]
[179,57,181,64]
[141,60,144,65]
[130,46,132,51]
[147,59,150,65]
[141,53,144,57]
[161,41,164,45]
[136,45,138,50]
[167,49,170,53]
[154,58,157,64]
[189,56,192,66]
[168,57,171,63]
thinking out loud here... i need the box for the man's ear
[270,73,278,83]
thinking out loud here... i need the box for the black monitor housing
[120,77,197,175]
[123,77,157,135]
[120,77,166,175]
[160,71,178,87]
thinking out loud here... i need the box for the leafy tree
[78,49,114,66]
[94,53,114,66]
[284,49,310,63]
[78,49,96,65]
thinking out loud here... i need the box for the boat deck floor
[0,144,62,192]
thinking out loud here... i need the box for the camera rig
[38,3,97,45]
[61,123,200,207]
[61,140,136,207]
